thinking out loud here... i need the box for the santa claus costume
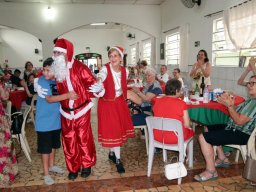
[96,46,134,173]
[52,39,96,180]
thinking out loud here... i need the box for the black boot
[116,159,125,174]
[68,172,78,180]
[81,167,91,178]
[109,152,116,164]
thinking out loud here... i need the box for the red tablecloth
[9,90,27,110]
[187,95,245,115]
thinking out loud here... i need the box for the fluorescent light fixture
[90,23,106,26]
[43,6,56,21]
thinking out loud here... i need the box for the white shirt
[157,73,169,83]
[178,77,184,88]
[97,65,129,97]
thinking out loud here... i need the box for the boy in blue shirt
[35,58,78,185]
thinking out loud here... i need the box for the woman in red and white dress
[95,46,134,174]
[153,79,194,145]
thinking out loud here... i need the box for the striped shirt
[225,98,256,135]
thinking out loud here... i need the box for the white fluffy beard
[52,55,69,82]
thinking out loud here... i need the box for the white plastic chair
[134,125,149,155]
[146,116,193,184]
[11,106,32,162]
[214,127,256,163]
[30,94,37,126]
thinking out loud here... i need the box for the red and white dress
[152,97,194,144]
[97,63,134,147]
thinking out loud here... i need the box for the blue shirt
[35,76,61,132]
[141,80,162,108]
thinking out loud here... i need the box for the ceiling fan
[181,0,201,8]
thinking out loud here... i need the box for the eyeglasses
[246,82,256,86]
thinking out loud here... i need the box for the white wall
[0,3,161,63]
[160,0,249,97]
[0,29,43,69]
[60,29,123,64]
[123,27,152,65]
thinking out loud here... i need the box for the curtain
[223,0,256,50]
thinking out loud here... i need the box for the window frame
[212,17,256,67]
[165,31,180,66]
[142,38,151,65]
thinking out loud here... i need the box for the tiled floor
[2,108,256,191]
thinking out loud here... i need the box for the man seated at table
[156,64,169,84]
[10,69,22,87]
[194,73,256,182]
[172,68,184,88]
[3,70,32,98]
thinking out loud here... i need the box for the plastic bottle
[203,85,209,103]
[183,85,189,103]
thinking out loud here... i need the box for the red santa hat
[109,46,124,59]
[53,38,74,62]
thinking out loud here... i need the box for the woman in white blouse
[96,46,134,174]
[190,50,212,89]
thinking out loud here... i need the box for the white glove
[93,89,105,98]
[88,83,104,93]
[34,78,48,98]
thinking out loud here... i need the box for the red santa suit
[98,63,134,147]
[53,39,96,173]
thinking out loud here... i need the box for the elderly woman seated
[153,79,194,144]
[128,67,162,127]
[194,74,256,182]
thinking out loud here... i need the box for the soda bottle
[203,85,209,103]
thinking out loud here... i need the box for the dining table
[187,95,245,154]
[9,90,28,110]
[187,95,245,126]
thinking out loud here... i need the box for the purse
[11,112,23,135]
[161,119,188,180]
[165,157,187,180]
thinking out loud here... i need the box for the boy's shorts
[37,129,61,154]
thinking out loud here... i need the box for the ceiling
[0,0,166,5]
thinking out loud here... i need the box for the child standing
[35,58,78,185]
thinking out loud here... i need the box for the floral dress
[0,99,18,187]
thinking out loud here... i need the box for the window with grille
[142,39,151,65]
[130,44,136,66]
[212,18,256,67]
[165,32,180,65]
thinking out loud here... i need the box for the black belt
[62,100,90,111]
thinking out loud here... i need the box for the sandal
[215,157,230,168]
[194,169,218,182]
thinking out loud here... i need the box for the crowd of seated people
[0,61,39,111]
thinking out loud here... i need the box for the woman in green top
[194,74,256,182]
